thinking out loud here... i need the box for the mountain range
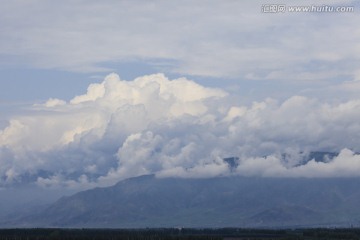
[3,174,360,228]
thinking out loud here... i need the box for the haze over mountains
[4,174,360,228]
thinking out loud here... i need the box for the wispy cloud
[0,0,358,82]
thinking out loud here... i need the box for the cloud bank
[1,73,360,188]
[0,0,359,82]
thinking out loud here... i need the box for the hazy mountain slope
[6,175,360,228]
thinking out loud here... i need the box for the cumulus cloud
[1,73,360,188]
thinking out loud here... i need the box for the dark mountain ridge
[5,174,360,228]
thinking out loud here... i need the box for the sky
[1,0,360,190]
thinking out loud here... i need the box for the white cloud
[1,73,360,188]
[43,98,66,107]
[234,148,360,178]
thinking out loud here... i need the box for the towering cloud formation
[1,73,360,188]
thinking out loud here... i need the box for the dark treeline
[0,228,360,240]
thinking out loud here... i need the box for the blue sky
[1,0,360,188]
